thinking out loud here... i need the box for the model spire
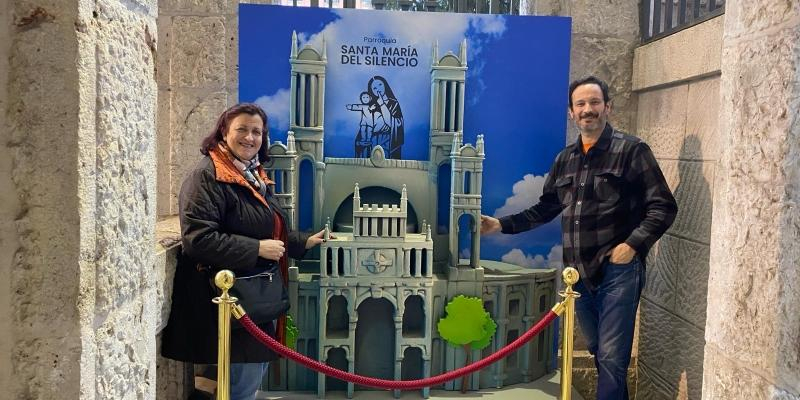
[451,132,463,155]
[291,30,298,59]
[353,183,361,210]
[401,184,408,211]
[287,131,296,153]
[459,38,467,67]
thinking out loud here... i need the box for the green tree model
[437,295,497,392]
[285,314,299,350]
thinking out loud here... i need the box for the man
[481,76,677,399]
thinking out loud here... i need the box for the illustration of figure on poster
[346,91,377,158]
[346,75,404,159]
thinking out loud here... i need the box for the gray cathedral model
[261,33,557,398]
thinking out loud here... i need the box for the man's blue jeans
[230,362,268,400]
[574,257,645,400]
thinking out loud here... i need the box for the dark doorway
[355,298,396,389]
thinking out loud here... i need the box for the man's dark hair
[568,76,610,108]
[200,103,270,161]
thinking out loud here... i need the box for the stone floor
[257,370,585,399]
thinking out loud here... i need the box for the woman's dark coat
[161,150,309,364]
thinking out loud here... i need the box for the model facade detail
[261,33,557,398]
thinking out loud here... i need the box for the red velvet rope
[237,310,559,390]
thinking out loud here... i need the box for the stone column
[0,0,14,393]
[703,1,800,399]
[4,1,158,399]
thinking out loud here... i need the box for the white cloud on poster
[493,174,549,217]
[501,245,562,269]
[546,244,563,268]
[255,89,291,134]
[471,16,507,35]
[485,173,560,248]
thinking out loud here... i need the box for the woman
[368,75,404,159]
[161,103,324,400]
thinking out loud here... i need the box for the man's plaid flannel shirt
[499,124,678,286]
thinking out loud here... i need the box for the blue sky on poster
[239,5,571,268]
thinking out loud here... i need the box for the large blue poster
[240,4,570,269]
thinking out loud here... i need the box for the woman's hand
[305,229,335,250]
[258,239,285,261]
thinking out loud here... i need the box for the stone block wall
[631,16,723,400]
[156,0,238,216]
[156,0,274,217]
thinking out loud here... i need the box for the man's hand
[258,239,285,261]
[607,243,636,264]
[305,229,335,250]
[480,215,502,235]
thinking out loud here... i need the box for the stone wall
[703,1,800,398]
[0,1,792,399]
[0,0,13,394]
[156,0,270,216]
[4,1,160,398]
[154,217,188,399]
[631,16,723,400]
[526,0,639,144]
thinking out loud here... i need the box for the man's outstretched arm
[481,171,565,235]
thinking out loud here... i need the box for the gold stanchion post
[213,270,238,400]
[559,267,580,400]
